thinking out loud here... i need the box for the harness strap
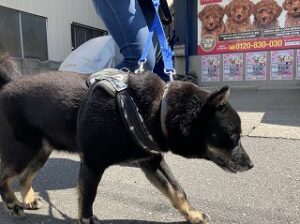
[160,84,169,138]
[88,69,162,156]
[117,91,161,155]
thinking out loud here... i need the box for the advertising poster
[297,50,300,80]
[271,50,294,80]
[223,53,243,81]
[201,55,221,81]
[246,52,267,80]
[198,0,300,55]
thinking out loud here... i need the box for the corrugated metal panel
[0,0,106,61]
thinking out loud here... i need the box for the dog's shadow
[0,208,187,224]
[10,159,184,224]
[34,158,80,191]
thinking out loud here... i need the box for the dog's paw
[3,202,25,218]
[79,215,100,224]
[23,197,42,210]
[185,210,211,224]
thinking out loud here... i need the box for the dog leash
[135,0,175,81]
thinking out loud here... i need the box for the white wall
[0,0,106,61]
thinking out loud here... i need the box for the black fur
[0,57,253,224]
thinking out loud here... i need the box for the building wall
[0,0,106,61]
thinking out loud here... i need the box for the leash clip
[135,58,147,74]
[164,68,176,81]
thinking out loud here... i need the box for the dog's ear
[208,86,230,107]
[282,0,288,10]
[198,8,206,21]
[225,2,232,17]
[218,5,225,19]
[249,1,256,16]
[275,2,283,17]
[252,3,257,16]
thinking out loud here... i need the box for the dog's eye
[231,134,241,144]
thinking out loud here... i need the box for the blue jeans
[92,0,157,72]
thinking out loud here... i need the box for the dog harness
[87,69,162,156]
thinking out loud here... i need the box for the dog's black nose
[263,17,267,21]
[248,162,254,170]
[210,22,213,26]
[294,7,298,12]
[237,14,241,19]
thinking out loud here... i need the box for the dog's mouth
[214,157,238,173]
[260,17,271,24]
[205,145,254,173]
[213,157,254,173]
[205,23,216,29]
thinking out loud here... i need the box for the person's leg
[92,0,156,72]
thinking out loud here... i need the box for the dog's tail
[0,53,21,89]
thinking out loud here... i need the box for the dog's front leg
[140,156,210,224]
[78,160,105,224]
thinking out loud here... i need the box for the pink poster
[246,52,267,81]
[271,50,294,80]
[201,55,221,82]
[297,50,300,80]
[223,53,243,81]
[198,0,300,55]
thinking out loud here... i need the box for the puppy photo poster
[271,50,294,80]
[246,52,267,81]
[297,49,300,80]
[223,53,243,81]
[201,55,221,82]
[197,0,300,55]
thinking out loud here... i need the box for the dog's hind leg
[19,147,52,210]
[78,160,106,224]
[0,165,24,217]
[140,156,211,224]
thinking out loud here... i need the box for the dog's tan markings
[1,176,24,217]
[19,171,40,209]
[166,186,211,224]
[18,146,51,210]
[141,159,211,224]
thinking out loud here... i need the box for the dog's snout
[294,7,298,12]
[209,22,213,26]
[248,161,254,170]
[237,14,241,19]
[262,17,267,21]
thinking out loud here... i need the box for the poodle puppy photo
[198,4,226,39]
[253,0,283,29]
[283,0,300,27]
[225,0,255,33]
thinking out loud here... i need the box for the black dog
[0,56,253,224]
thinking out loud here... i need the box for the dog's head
[198,4,225,30]
[254,0,282,26]
[225,0,255,23]
[166,84,253,173]
[283,0,300,16]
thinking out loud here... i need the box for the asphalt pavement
[0,88,299,224]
